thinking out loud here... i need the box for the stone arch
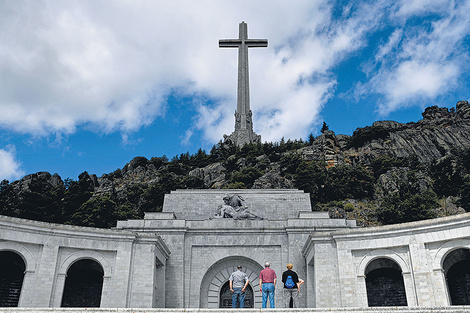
[357,249,410,276]
[0,242,37,307]
[433,239,470,270]
[0,242,36,273]
[61,258,104,307]
[58,250,112,277]
[431,239,470,306]
[199,256,263,308]
[0,251,26,307]
[54,250,112,307]
[443,248,470,305]
[365,257,407,307]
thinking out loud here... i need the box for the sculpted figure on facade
[212,194,263,220]
[235,112,241,129]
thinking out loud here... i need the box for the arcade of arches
[4,246,470,308]
[2,197,470,308]
[360,248,470,307]
[0,253,105,308]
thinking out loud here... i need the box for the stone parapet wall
[162,189,312,220]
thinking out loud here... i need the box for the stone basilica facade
[1,189,470,309]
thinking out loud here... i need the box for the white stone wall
[118,208,354,308]
[162,189,312,220]
[0,215,169,308]
[302,213,470,308]
[3,189,470,309]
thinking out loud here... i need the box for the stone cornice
[331,212,470,241]
[0,214,161,245]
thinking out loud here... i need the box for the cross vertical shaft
[219,21,267,147]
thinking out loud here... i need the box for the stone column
[106,242,134,308]
[50,273,66,307]
[336,247,359,307]
[431,268,450,306]
[100,275,112,307]
[408,236,433,306]
[127,242,160,308]
[154,263,166,308]
[163,233,186,308]
[17,270,36,307]
[355,274,368,307]
[315,242,342,307]
[305,261,315,307]
[402,271,418,306]
[32,244,59,307]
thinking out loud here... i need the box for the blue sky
[1,0,469,182]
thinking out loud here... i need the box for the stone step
[1,308,470,313]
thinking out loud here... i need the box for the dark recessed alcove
[61,259,104,307]
[0,251,25,307]
[365,258,407,307]
[444,248,470,305]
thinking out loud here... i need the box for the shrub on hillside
[377,189,438,225]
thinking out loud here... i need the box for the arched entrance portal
[200,256,263,308]
[0,251,25,307]
[444,248,470,305]
[365,258,407,307]
[61,259,104,307]
[219,280,254,308]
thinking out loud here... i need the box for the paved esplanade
[220,21,267,147]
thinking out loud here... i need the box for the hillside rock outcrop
[4,101,470,220]
[292,101,470,167]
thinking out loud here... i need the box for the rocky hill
[1,101,470,228]
[298,100,470,166]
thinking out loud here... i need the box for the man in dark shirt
[282,263,300,308]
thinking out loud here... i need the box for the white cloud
[378,61,459,114]
[392,0,448,18]
[0,0,334,142]
[180,129,193,146]
[375,29,403,62]
[191,0,395,142]
[358,0,470,115]
[0,146,25,181]
[0,0,469,146]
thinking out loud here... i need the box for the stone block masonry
[3,188,470,309]
[161,189,312,220]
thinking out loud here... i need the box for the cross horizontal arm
[246,39,268,47]
[219,40,242,48]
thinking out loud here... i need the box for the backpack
[285,275,295,288]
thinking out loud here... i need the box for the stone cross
[219,21,267,147]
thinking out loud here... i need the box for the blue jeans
[262,283,275,308]
[232,287,245,308]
